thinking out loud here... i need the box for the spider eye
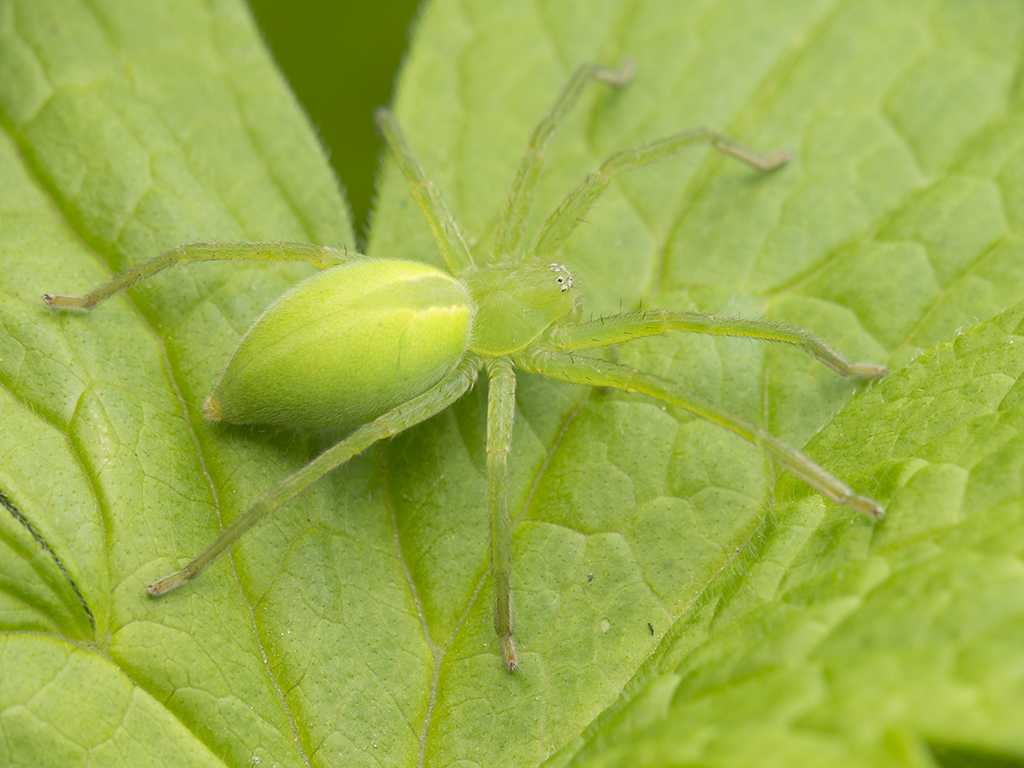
[548,262,574,293]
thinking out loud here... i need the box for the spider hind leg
[517,349,883,519]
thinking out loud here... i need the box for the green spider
[44,63,886,672]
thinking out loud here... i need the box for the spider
[44,62,886,672]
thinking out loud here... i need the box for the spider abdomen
[205,259,474,432]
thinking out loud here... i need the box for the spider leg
[516,349,883,519]
[375,109,475,273]
[486,358,518,671]
[146,356,480,596]
[544,310,887,380]
[42,241,355,311]
[534,128,789,256]
[494,61,634,261]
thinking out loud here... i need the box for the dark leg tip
[766,150,792,170]
[146,569,191,597]
[202,395,223,422]
[501,635,520,673]
[596,59,635,87]
[850,362,889,381]
[848,494,885,520]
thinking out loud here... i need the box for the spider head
[462,260,579,355]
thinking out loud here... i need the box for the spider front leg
[147,357,480,596]
[376,109,475,273]
[516,349,883,519]
[495,61,634,259]
[43,241,354,311]
[534,128,789,255]
[486,358,519,671]
[545,310,888,380]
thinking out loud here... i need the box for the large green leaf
[2,1,1023,767]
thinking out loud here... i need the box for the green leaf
[0,1,352,765]
[3,1,1024,767]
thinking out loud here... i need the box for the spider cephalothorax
[461,260,577,355]
[44,62,885,672]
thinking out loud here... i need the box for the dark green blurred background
[247,1,423,244]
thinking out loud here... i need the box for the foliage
[1,1,1023,766]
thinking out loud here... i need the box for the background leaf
[2,1,1024,767]
[246,0,421,239]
